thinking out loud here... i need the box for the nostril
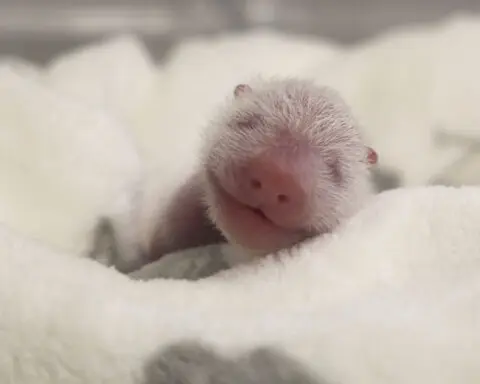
[277,194,289,203]
[250,179,262,189]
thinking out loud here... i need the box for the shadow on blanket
[144,341,326,384]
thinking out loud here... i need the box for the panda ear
[234,84,252,97]
[366,147,378,165]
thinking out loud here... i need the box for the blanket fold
[1,187,480,384]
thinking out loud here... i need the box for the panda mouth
[207,170,285,229]
[205,169,311,252]
[250,207,269,221]
[221,187,280,228]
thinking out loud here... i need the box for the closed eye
[234,113,263,130]
[237,120,256,129]
[323,154,343,185]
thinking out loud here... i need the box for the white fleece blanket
[1,13,480,384]
[2,186,480,384]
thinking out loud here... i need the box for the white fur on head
[201,77,373,246]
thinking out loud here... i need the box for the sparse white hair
[200,77,373,247]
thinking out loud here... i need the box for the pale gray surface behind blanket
[1,0,479,64]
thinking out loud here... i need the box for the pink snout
[234,155,308,228]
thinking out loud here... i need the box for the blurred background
[1,0,480,194]
[1,0,480,64]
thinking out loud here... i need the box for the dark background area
[0,0,479,64]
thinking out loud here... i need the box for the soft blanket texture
[0,64,144,271]
[2,187,480,384]
[1,13,480,384]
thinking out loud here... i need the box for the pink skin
[148,78,377,260]
[149,173,225,260]
[201,79,377,255]
[206,162,308,251]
